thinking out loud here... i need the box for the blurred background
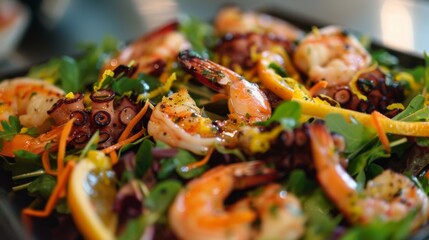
[0,0,428,77]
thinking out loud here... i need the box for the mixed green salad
[1,6,429,240]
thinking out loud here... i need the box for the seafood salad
[2,5,429,240]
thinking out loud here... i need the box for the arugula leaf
[287,170,318,196]
[119,180,182,240]
[341,211,415,240]
[393,95,428,121]
[302,190,341,240]
[179,15,217,59]
[286,170,339,240]
[259,101,301,130]
[371,49,399,67]
[27,174,56,199]
[59,56,80,92]
[156,142,206,179]
[28,58,61,82]
[393,95,429,144]
[158,149,206,179]
[0,116,21,141]
[118,213,155,240]
[111,73,161,96]
[28,36,119,92]
[325,114,374,154]
[135,139,154,179]
[3,150,42,176]
[145,180,182,213]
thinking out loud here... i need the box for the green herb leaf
[268,62,288,77]
[302,189,340,240]
[156,141,206,179]
[179,15,217,59]
[393,95,429,121]
[326,114,374,154]
[28,36,119,92]
[27,58,61,82]
[27,174,56,199]
[286,170,318,196]
[145,179,182,213]
[260,101,301,130]
[135,139,154,179]
[118,213,156,240]
[371,49,399,67]
[0,116,22,141]
[111,73,161,96]
[174,149,207,179]
[59,56,80,92]
[3,150,42,176]
[341,211,415,240]
[347,144,388,177]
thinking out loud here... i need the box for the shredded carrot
[42,150,57,176]
[22,161,75,218]
[57,118,75,177]
[103,128,146,154]
[185,147,214,171]
[309,81,328,97]
[109,151,118,165]
[118,100,149,142]
[371,111,391,153]
[211,93,228,102]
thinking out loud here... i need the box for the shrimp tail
[178,50,232,91]
[308,124,357,220]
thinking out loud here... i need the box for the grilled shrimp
[0,77,64,131]
[103,22,191,77]
[178,50,272,123]
[214,6,303,41]
[168,161,305,240]
[294,26,371,86]
[147,88,218,155]
[309,124,429,230]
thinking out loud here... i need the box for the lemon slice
[68,151,118,240]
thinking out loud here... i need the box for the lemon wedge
[68,151,118,240]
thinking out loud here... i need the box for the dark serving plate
[1,5,429,240]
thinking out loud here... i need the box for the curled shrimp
[178,50,272,123]
[308,123,429,230]
[214,6,304,41]
[168,161,305,240]
[294,26,371,86]
[103,22,191,77]
[0,77,64,131]
[147,88,218,155]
